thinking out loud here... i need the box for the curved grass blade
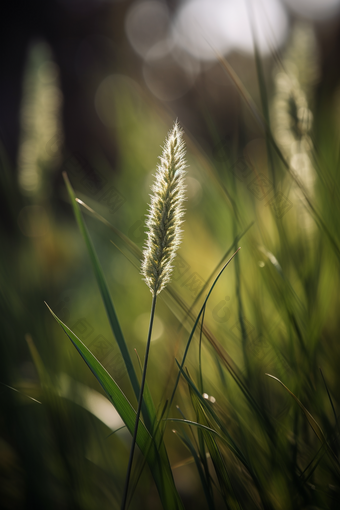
[169,419,239,448]
[266,374,340,468]
[170,419,243,510]
[46,302,151,442]
[46,303,184,510]
[107,425,126,439]
[76,198,141,260]
[174,362,249,470]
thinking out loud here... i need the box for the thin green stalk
[121,294,157,510]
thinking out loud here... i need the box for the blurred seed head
[272,23,318,195]
[18,41,63,198]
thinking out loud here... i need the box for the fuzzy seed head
[141,120,187,296]
[272,23,318,197]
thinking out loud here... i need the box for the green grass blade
[46,302,150,441]
[46,303,184,510]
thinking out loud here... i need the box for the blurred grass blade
[246,0,276,187]
[26,333,49,388]
[77,198,141,260]
[215,50,265,130]
[107,425,126,438]
[0,381,42,405]
[299,444,325,483]
[266,374,340,467]
[319,367,340,438]
[46,303,184,510]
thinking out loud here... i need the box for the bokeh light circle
[223,0,289,56]
[173,0,289,61]
[173,0,232,61]
[125,0,170,58]
[143,43,196,101]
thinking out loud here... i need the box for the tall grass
[2,19,340,510]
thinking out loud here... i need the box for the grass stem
[121,294,157,510]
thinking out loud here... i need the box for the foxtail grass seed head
[272,22,318,181]
[271,23,318,234]
[141,120,187,296]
